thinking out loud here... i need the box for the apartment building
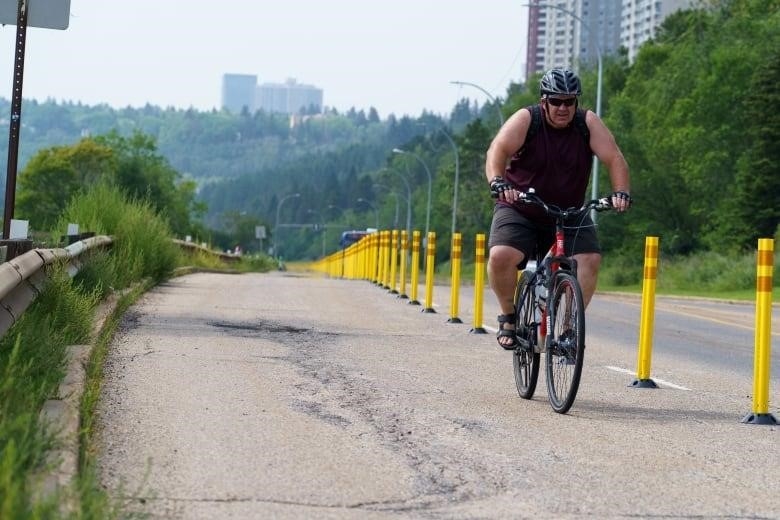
[221,74,258,114]
[256,78,323,115]
[221,75,323,115]
[526,0,694,79]
[621,0,694,62]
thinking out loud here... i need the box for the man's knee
[489,245,524,271]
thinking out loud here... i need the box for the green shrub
[72,250,117,301]
[56,182,180,287]
[599,252,644,288]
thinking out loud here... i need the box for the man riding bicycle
[485,68,632,350]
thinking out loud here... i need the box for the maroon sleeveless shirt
[500,104,593,222]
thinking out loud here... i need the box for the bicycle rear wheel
[545,271,585,414]
[513,270,540,399]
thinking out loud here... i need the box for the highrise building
[256,78,323,115]
[525,0,695,79]
[526,0,622,80]
[221,74,257,114]
[621,0,694,62]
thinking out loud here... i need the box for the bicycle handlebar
[492,187,613,218]
[521,190,613,217]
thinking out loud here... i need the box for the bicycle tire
[512,270,540,399]
[545,271,585,414]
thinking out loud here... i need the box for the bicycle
[508,189,613,414]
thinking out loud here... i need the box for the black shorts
[488,205,601,266]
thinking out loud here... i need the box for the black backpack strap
[518,104,541,153]
[526,104,541,146]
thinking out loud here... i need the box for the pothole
[208,320,309,334]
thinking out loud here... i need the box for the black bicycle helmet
[540,68,582,96]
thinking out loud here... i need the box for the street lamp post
[436,128,460,235]
[393,148,432,240]
[524,2,603,220]
[449,80,505,126]
[382,168,413,236]
[356,198,379,229]
[273,192,300,259]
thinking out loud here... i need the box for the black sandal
[496,314,518,350]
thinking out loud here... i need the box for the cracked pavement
[96,271,780,519]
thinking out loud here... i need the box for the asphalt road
[97,271,780,519]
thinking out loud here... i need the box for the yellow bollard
[471,233,487,334]
[409,231,421,305]
[448,233,463,323]
[382,230,392,289]
[378,231,390,288]
[371,232,380,284]
[346,241,355,279]
[374,231,382,285]
[389,230,399,294]
[362,235,372,280]
[364,233,377,282]
[399,230,409,299]
[347,239,355,279]
[742,238,777,425]
[632,236,659,388]
[422,232,437,313]
[369,232,379,283]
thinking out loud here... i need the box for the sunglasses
[546,97,577,107]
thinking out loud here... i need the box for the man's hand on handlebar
[489,176,523,203]
[610,190,632,213]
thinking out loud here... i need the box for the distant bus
[339,230,371,249]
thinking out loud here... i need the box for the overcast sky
[0,1,529,119]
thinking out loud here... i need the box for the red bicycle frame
[539,224,566,340]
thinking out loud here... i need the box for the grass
[599,249,780,302]
[0,267,100,519]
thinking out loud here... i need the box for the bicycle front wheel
[513,270,540,399]
[545,271,585,414]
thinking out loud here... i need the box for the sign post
[0,0,70,238]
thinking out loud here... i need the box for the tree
[723,49,780,248]
[17,139,115,229]
[95,130,204,236]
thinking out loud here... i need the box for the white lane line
[474,330,693,391]
[604,365,691,391]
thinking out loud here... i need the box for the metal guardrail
[0,235,113,338]
[0,236,242,339]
